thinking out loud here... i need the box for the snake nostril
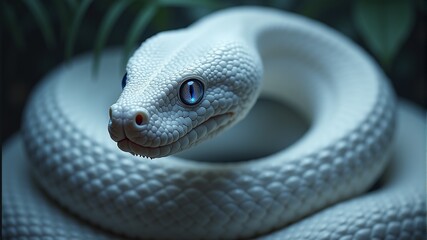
[132,110,149,127]
[135,114,144,126]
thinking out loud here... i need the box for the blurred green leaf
[299,0,338,18]
[354,0,414,68]
[22,0,55,48]
[52,1,72,42]
[267,0,295,10]
[2,2,25,49]
[65,0,78,10]
[153,7,172,30]
[158,0,220,8]
[93,0,134,73]
[123,3,157,68]
[65,0,93,59]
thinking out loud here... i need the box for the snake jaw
[115,112,234,158]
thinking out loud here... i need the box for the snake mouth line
[117,112,234,158]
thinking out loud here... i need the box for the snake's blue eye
[179,79,204,105]
[121,73,127,89]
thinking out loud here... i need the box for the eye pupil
[189,83,195,99]
[121,73,127,89]
[180,79,204,105]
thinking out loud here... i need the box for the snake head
[108,29,262,158]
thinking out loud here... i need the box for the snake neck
[193,6,392,158]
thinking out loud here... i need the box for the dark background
[1,0,425,144]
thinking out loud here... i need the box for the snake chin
[117,112,235,158]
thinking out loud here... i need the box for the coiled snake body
[2,7,426,239]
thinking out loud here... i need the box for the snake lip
[117,112,234,158]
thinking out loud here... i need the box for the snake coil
[2,7,426,240]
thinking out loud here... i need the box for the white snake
[2,7,426,239]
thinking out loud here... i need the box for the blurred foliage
[1,0,420,70]
[1,0,425,142]
[1,0,422,70]
[354,0,415,69]
[1,0,224,72]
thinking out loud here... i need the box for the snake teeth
[129,152,153,159]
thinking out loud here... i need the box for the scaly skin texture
[2,7,426,240]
